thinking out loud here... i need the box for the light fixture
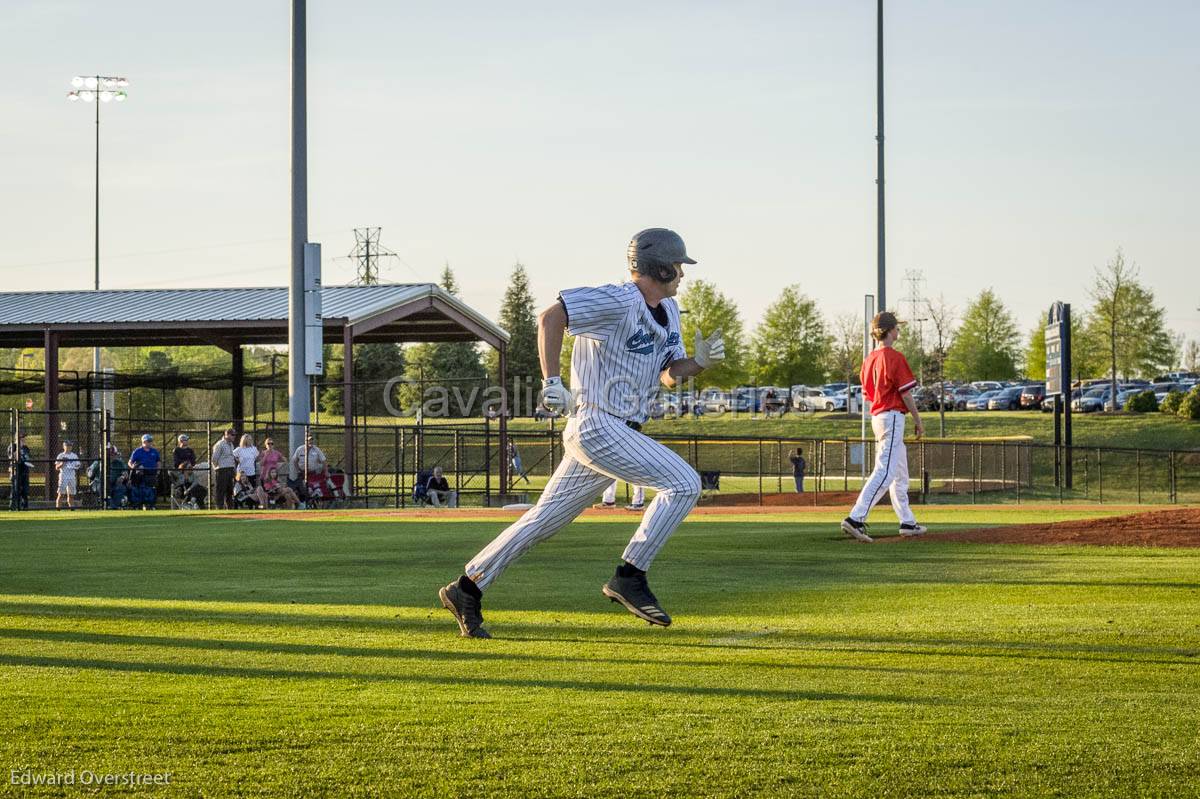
[84,76,98,89]
[81,91,94,102]
[71,76,84,88]
[114,92,126,102]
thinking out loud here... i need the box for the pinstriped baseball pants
[465,412,701,590]
[849,410,916,525]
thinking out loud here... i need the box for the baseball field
[2,506,1199,797]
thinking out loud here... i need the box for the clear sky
[2,1,1197,349]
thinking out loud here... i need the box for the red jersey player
[841,311,927,542]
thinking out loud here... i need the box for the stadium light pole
[288,0,311,456]
[875,0,887,313]
[68,75,128,404]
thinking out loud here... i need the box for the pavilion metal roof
[0,284,508,349]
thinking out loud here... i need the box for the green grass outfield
[1,506,1198,797]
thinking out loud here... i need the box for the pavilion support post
[231,346,245,431]
[44,329,60,502]
[498,342,509,494]
[343,325,355,489]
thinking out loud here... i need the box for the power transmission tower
[900,269,928,344]
[346,227,400,286]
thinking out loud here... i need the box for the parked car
[1074,387,1111,413]
[792,387,829,412]
[988,386,1024,410]
[966,390,999,411]
[970,381,1004,393]
[1019,384,1046,409]
[1154,383,1185,403]
[1042,388,1082,412]
[701,391,733,414]
[823,382,849,395]
[938,385,978,411]
[911,386,942,412]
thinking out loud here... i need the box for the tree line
[4,248,1194,419]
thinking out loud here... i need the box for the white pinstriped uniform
[465,282,701,590]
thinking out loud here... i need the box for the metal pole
[287,0,311,457]
[93,77,102,401]
[875,0,887,312]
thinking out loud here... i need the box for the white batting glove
[694,329,726,369]
[540,376,573,415]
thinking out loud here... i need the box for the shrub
[1161,389,1184,415]
[1126,390,1158,413]
[1179,386,1200,421]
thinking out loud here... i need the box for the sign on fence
[1046,301,1071,396]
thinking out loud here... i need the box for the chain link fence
[4,409,1198,509]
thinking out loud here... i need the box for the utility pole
[288,0,311,456]
[876,0,887,313]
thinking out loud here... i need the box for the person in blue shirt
[128,434,161,477]
[128,434,162,510]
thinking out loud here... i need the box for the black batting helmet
[627,228,696,283]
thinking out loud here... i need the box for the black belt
[625,420,642,432]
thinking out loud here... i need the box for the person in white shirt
[289,434,328,482]
[232,434,262,486]
[55,439,81,510]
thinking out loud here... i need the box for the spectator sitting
[233,470,268,508]
[261,466,299,509]
[55,439,81,510]
[426,466,457,508]
[105,444,128,509]
[233,434,262,487]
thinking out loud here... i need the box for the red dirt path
[900,507,1200,548]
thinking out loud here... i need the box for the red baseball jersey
[861,346,917,415]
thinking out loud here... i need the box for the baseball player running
[440,228,724,638]
[841,311,927,543]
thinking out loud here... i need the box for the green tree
[1025,323,1046,381]
[320,343,406,417]
[397,265,486,417]
[944,289,1020,382]
[748,285,828,386]
[484,262,540,400]
[826,313,864,392]
[677,279,747,388]
[1087,251,1175,403]
[896,323,926,382]
[1184,339,1200,372]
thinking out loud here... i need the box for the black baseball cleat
[439,578,491,639]
[899,522,928,537]
[602,568,672,627]
[840,517,874,542]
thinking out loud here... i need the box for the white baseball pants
[603,480,645,506]
[849,410,916,525]
[466,412,701,590]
